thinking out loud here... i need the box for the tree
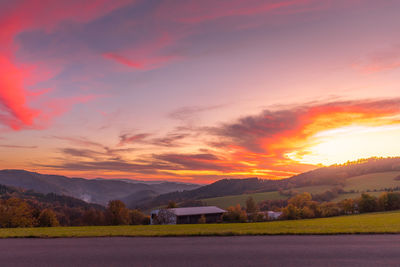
[288,193,312,208]
[130,209,150,225]
[38,209,59,227]
[282,204,300,220]
[246,197,258,214]
[105,200,130,225]
[167,201,177,209]
[319,202,340,217]
[300,206,315,218]
[222,204,247,222]
[378,192,400,211]
[246,197,259,222]
[0,198,35,228]
[339,199,355,214]
[358,193,378,213]
[82,209,106,226]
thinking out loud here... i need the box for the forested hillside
[140,157,400,209]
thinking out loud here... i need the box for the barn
[151,206,226,225]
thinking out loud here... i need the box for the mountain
[0,170,201,206]
[140,157,400,209]
[0,183,103,210]
[3,157,400,210]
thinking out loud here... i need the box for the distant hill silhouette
[0,183,103,210]
[0,170,200,206]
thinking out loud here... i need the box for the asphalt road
[1,235,400,267]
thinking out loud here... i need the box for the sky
[1,0,400,183]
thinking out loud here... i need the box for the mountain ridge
[0,169,200,206]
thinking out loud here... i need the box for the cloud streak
[39,98,400,183]
[354,45,400,74]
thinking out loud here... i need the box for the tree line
[0,198,149,228]
[221,191,400,222]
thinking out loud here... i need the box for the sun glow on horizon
[286,124,400,166]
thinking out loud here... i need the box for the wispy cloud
[0,145,37,149]
[353,45,400,74]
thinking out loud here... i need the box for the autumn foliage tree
[82,208,106,226]
[38,209,59,227]
[222,204,247,222]
[0,198,35,228]
[105,200,130,225]
[246,197,260,222]
[129,209,150,225]
[358,193,378,213]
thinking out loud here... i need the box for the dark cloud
[149,133,189,147]
[60,148,104,159]
[168,105,225,122]
[154,153,231,171]
[118,133,152,146]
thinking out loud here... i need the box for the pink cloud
[353,45,400,74]
[0,54,39,130]
[103,52,177,71]
[103,32,180,70]
[155,0,322,24]
[0,0,135,130]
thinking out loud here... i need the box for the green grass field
[202,185,333,209]
[343,171,400,192]
[203,191,284,209]
[1,211,400,238]
[332,191,382,202]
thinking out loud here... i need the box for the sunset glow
[1,0,400,183]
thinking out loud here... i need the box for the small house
[267,211,283,220]
[151,206,226,225]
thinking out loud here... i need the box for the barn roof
[168,206,226,216]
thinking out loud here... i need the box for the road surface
[1,235,399,266]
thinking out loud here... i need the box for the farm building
[267,211,283,220]
[151,206,226,225]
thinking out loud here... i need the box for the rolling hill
[0,183,103,210]
[140,157,400,209]
[0,170,200,206]
[2,157,400,210]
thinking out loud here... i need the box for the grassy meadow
[203,191,283,209]
[202,185,333,209]
[343,171,400,192]
[201,171,400,208]
[1,210,400,238]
